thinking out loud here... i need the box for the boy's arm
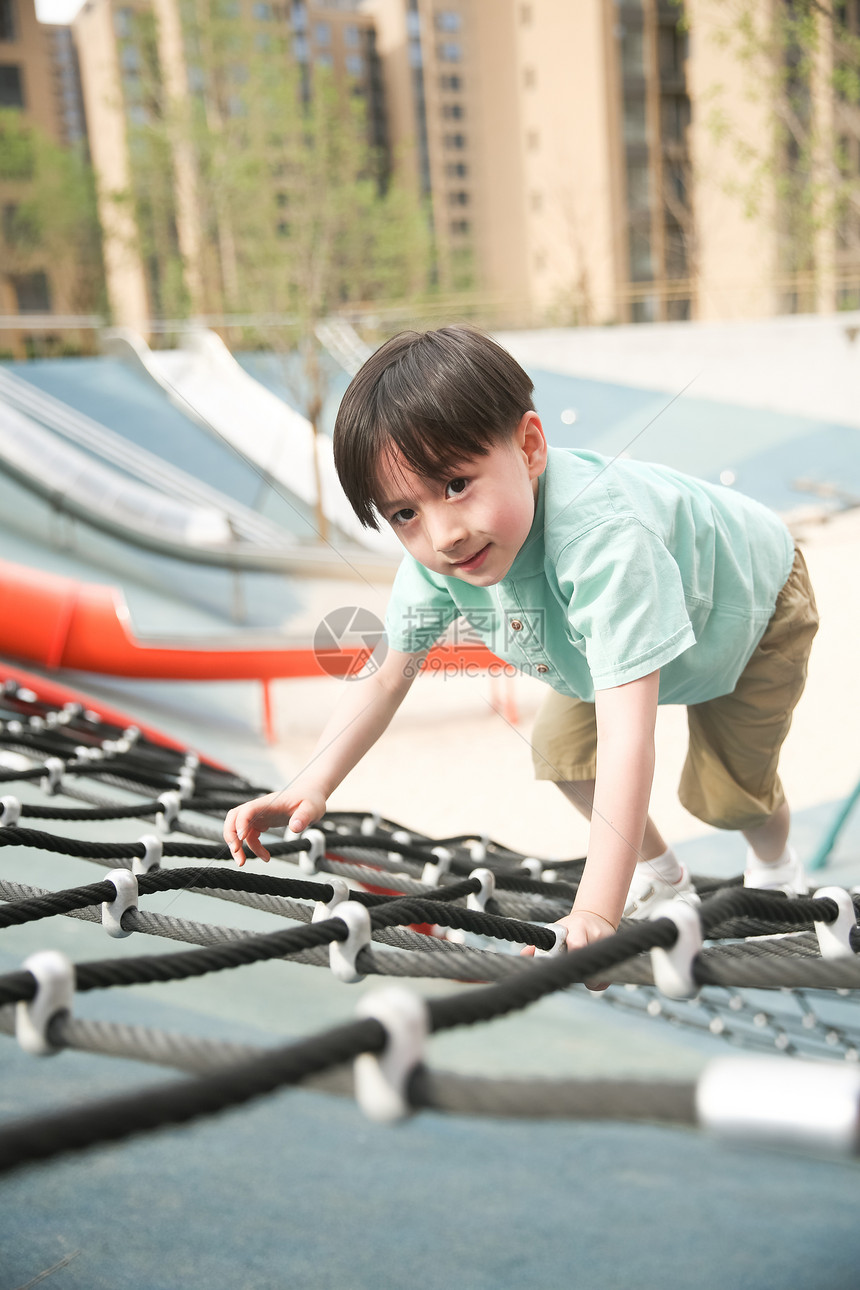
[223,642,427,863]
[561,670,660,948]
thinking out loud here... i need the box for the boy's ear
[517,411,548,479]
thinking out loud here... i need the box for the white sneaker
[743,846,808,897]
[623,863,696,921]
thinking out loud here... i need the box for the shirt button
[535,664,549,674]
[510,619,523,631]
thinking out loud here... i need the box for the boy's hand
[520,909,617,991]
[223,787,327,865]
[555,909,617,952]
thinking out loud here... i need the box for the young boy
[223,326,819,951]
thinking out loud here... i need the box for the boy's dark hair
[333,325,535,529]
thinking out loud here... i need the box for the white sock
[640,847,683,885]
[746,843,797,874]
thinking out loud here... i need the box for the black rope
[0,914,692,1173]
[0,1017,386,1173]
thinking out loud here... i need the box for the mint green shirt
[384,448,795,705]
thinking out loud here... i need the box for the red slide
[0,559,504,739]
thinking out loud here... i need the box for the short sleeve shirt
[384,448,795,705]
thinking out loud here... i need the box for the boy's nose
[429,509,468,554]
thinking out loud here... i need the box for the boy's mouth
[452,544,490,572]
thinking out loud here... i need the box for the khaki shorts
[531,547,819,831]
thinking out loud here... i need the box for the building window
[442,102,463,119]
[436,11,461,31]
[252,2,273,18]
[316,52,333,68]
[623,95,647,144]
[291,2,308,32]
[629,224,653,280]
[11,271,51,313]
[632,295,657,323]
[438,42,462,62]
[626,160,650,211]
[444,132,466,149]
[120,45,141,73]
[0,0,16,42]
[113,7,133,38]
[315,21,331,45]
[659,24,687,76]
[661,94,690,143]
[448,189,469,205]
[440,73,461,91]
[344,23,360,46]
[620,25,645,79]
[450,219,469,235]
[345,53,364,76]
[446,162,467,177]
[0,64,24,108]
[293,34,309,61]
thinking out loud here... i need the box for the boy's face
[375,413,547,586]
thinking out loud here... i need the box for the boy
[223,327,818,951]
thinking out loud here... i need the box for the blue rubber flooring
[1,747,859,1290]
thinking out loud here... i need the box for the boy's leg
[742,798,790,862]
[555,778,670,862]
[532,692,693,916]
[680,547,818,893]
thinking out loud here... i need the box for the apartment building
[10,0,852,338]
[0,0,91,355]
[366,0,860,325]
[75,0,387,327]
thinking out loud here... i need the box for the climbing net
[1,674,859,1174]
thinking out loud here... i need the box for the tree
[114,0,434,538]
[0,108,105,342]
[690,0,860,312]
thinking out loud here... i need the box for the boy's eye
[390,507,415,527]
[445,477,468,498]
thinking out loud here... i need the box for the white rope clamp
[354,987,430,1123]
[520,857,543,880]
[312,876,350,922]
[0,795,21,827]
[176,752,199,798]
[16,950,74,1056]
[466,867,496,912]
[40,757,65,795]
[421,846,452,888]
[133,834,163,875]
[297,828,326,876]
[102,869,139,938]
[359,811,381,836]
[697,1055,860,1156]
[814,887,857,959]
[468,835,489,865]
[649,896,703,999]
[156,790,182,834]
[387,828,411,862]
[534,923,568,957]
[329,900,371,983]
